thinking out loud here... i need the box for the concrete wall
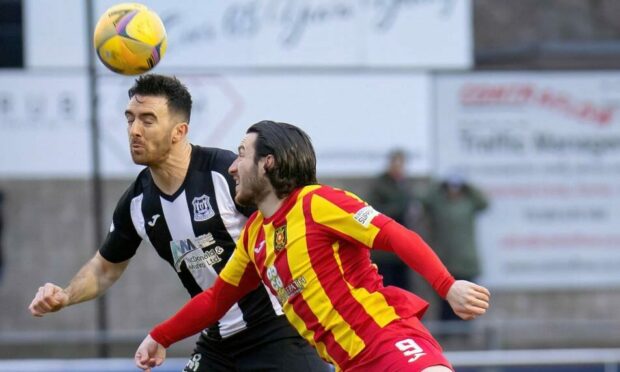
[1,178,619,359]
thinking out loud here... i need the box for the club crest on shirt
[192,194,215,222]
[274,225,287,253]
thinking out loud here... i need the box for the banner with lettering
[434,72,620,289]
[0,72,90,177]
[26,0,471,69]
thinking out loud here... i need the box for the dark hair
[247,120,317,198]
[389,148,406,162]
[128,74,192,123]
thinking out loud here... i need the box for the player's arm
[29,184,141,317]
[311,189,452,293]
[311,187,490,320]
[29,252,129,316]
[373,221,454,296]
[374,220,490,319]
[135,266,260,370]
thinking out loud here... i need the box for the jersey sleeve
[99,185,142,263]
[213,148,256,217]
[219,224,259,287]
[374,220,455,298]
[310,187,454,298]
[310,187,393,248]
[150,232,261,348]
[150,272,258,348]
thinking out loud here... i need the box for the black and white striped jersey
[100,145,284,339]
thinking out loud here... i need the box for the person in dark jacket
[421,173,489,322]
[367,149,415,290]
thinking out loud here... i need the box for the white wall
[96,72,433,177]
[0,72,91,177]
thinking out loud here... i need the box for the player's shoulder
[305,185,369,217]
[238,210,262,244]
[112,168,151,212]
[245,210,261,227]
[309,184,364,202]
[122,167,151,197]
[190,144,237,171]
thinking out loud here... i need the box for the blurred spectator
[0,190,4,283]
[367,149,415,290]
[421,173,489,322]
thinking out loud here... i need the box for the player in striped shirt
[28,77,328,372]
[135,120,491,371]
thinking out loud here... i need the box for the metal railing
[0,349,619,372]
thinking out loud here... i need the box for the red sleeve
[373,220,455,298]
[150,266,261,348]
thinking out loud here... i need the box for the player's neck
[257,190,284,219]
[150,142,192,195]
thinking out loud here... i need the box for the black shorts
[182,316,331,372]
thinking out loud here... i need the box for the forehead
[126,95,168,114]
[240,132,257,151]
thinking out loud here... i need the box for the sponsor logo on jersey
[266,265,306,305]
[185,353,202,372]
[353,205,380,228]
[170,233,218,272]
[183,246,224,271]
[274,225,287,253]
[254,240,266,254]
[192,194,215,222]
[147,214,161,227]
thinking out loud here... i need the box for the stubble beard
[129,136,172,167]
[236,169,270,207]
[130,151,149,166]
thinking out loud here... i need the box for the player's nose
[228,158,239,175]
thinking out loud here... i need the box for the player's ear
[263,154,275,171]
[171,122,188,143]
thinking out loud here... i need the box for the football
[93,3,167,75]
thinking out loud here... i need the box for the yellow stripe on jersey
[219,238,251,286]
[343,190,364,202]
[331,239,399,328]
[310,194,381,248]
[282,302,336,369]
[286,197,366,360]
[220,216,263,286]
[246,215,264,264]
[331,241,345,276]
[262,221,276,267]
[348,287,399,327]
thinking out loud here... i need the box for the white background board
[434,72,620,289]
[97,73,432,177]
[25,0,472,69]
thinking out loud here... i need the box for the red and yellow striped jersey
[220,185,433,370]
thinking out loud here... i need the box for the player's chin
[235,191,252,207]
[130,153,149,166]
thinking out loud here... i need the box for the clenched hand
[446,280,490,320]
[28,283,70,317]
[135,334,166,371]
